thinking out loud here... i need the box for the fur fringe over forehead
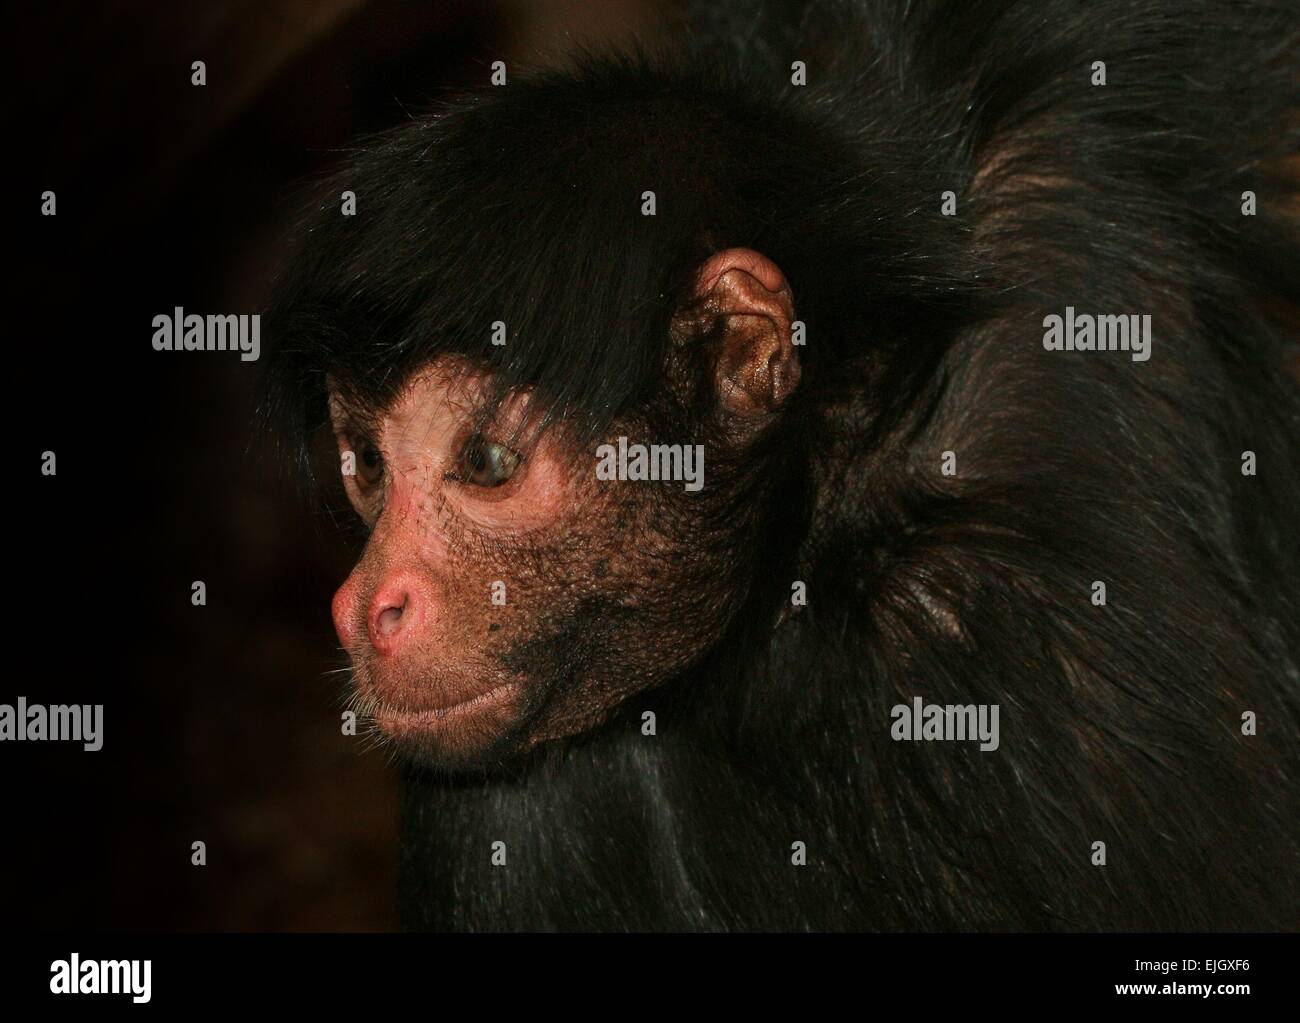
[258,41,974,491]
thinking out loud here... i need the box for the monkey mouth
[368,681,523,739]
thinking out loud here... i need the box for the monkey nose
[365,578,422,656]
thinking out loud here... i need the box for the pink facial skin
[328,357,595,763]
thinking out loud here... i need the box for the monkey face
[326,356,741,769]
[325,249,798,770]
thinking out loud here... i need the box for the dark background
[7,0,676,931]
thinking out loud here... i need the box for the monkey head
[325,249,800,769]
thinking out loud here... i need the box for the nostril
[367,585,418,654]
[375,599,406,638]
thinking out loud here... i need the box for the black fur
[266,0,1300,930]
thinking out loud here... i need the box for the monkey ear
[674,248,800,427]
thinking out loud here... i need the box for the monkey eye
[353,439,384,489]
[454,434,521,488]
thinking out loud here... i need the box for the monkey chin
[360,675,547,772]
